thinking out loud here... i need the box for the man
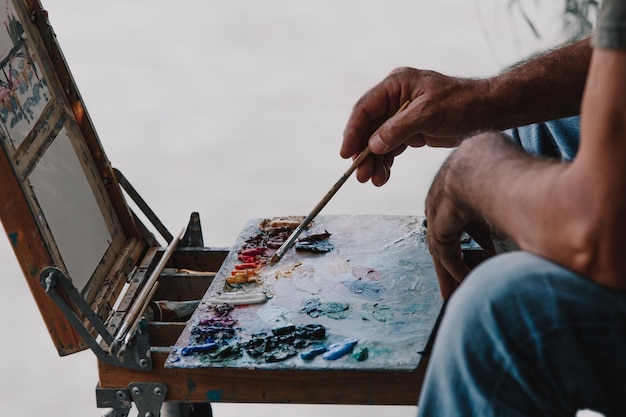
[341,0,626,415]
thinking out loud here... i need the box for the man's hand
[425,144,496,299]
[341,67,485,186]
[341,39,590,187]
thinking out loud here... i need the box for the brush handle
[270,147,371,264]
[269,100,410,265]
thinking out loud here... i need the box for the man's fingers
[433,258,459,300]
[433,245,471,283]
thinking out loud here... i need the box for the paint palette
[167,215,443,371]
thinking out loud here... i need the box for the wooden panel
[148,323,187,347]
[0,0,143,355]
[24,0,140,240]
[167,248,229,272]
[153,273,216,301]
[98,350,426,405]
[0,136,85,355]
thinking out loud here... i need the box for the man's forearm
[483,37,592,131]
[443,134,567,249]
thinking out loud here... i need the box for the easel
[0,1,455,415]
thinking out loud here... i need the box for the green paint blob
[352,346,369,361]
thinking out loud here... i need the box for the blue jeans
[417,252,626,417]
[417,117,626,416]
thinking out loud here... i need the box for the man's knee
[442,252,559,344]
[449,252,545,314]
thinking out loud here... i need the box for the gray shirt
[594,0,626,49]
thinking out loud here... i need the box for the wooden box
[0,1,448,415]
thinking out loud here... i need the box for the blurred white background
[0,0,589,415]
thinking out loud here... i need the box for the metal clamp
[40,267,152,371]
[97,382,167,417]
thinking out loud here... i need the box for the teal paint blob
[187,378,197,394]
[8,232,18,247]
[352,346,369,361]
[300,298,351,319]
[206,389,224,402]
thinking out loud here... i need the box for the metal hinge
[96,382,167,417]
[40,267,152,371]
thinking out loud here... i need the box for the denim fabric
[417,252,626,417]
[506,116,581,161]
[417,116,626,416]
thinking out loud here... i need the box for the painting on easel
[0,0,50,149]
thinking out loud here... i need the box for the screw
[145,413,154,417]
[132,386,142,396]
[116,390,127,401]
[139,358,149,368]
[44,274,55,293]
[153,387,163,397]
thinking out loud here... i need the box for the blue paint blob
[181,339,218,356]
[300,343,328,360]
[322,339,357,360]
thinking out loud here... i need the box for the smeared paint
[222,218,312,293]
[274,261,303,279]
[360,302,394,322]
[295,240,334,253]
[198,304,236,327]
[275,263,322,295]
[322,339,357,360]
[342,279,383,301]
[292,272,322,295]
[258,305,294,326]
[274,264,325,295]
[300,298,350,319]
[351,265,382,281]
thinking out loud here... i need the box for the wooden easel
[0,1,450,415]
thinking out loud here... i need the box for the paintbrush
[269,100,411,266]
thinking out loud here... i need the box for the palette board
[166,215,442,372]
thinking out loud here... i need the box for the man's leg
[506,115,580,161]
[417,252,626,417]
